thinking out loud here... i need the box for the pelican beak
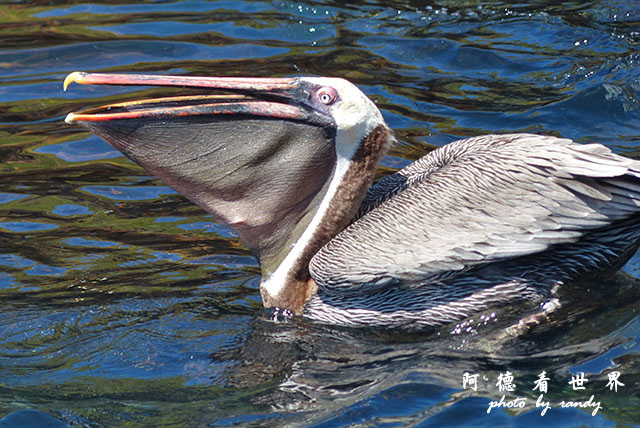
[62,72,339,274]
[63,71,317,124]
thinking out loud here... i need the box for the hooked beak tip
[63,71,87,91]
[65,112,77,124]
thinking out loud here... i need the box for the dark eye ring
[317,87,337,105]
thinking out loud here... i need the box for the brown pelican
[63,72,640,331]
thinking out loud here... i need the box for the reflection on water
[1,0,640,426]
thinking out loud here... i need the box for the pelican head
[64,72,394,313]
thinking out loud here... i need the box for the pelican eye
[317,87,338,105]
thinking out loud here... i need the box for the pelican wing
[309,134,640,291]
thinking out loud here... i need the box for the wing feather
[309,134,640,292]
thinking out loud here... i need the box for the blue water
[1,1,640,427]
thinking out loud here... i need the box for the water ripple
[82,185,177,200]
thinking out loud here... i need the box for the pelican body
[64,72,640,331]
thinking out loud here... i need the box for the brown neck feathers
[261,124,393,313]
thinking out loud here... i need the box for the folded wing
[309,134,640,291]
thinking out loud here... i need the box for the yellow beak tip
[64,112,77,124]
[63,71,86,91]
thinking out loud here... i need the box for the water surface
[1,1,640,426]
